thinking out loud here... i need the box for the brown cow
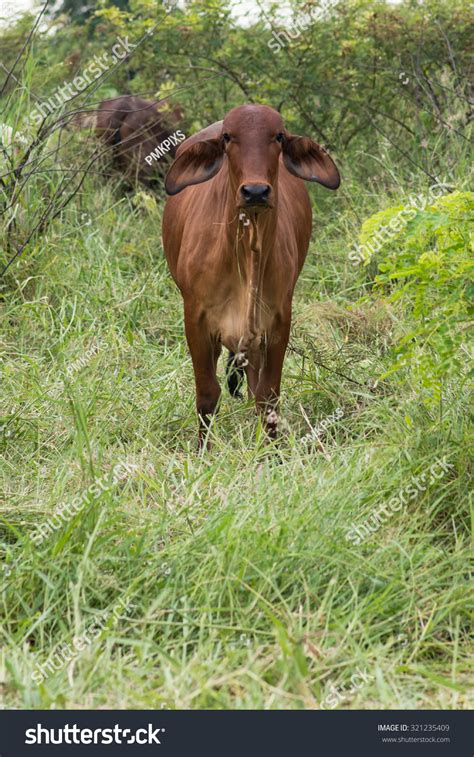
[76,96,183,185]
[162,104,340,447]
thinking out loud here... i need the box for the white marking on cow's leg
[264,407,279,441]
[266,409,278,426]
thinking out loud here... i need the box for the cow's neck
[245,215,265,340]
[226,182,279,362]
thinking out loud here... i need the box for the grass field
[1,163,472,710]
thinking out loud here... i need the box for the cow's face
[222,105,284,212]
[165,105,340,209]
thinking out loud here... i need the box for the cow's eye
[223,132,231,143]
[276,132,284,143]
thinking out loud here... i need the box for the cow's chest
[206,286,272,353]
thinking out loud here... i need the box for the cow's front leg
[184,308,221,449]
[244,345,261,399]
[255,315,290,440]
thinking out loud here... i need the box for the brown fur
[162,104,340,446]
[76,95,183,185]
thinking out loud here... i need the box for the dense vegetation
[0,0,472,709]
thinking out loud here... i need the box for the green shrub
[362,191,473,400]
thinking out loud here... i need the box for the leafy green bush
[362,191,473,400]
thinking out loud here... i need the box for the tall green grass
[1,159,471,708]
[1,5,472,703]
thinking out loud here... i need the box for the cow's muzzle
[239,183,271,209]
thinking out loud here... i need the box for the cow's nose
[241,184,270,205]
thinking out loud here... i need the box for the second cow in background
[76,95,183,185]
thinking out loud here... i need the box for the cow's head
[165,104,340,212]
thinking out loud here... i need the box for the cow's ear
[165,138,224,195]
[282,135,340,189]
